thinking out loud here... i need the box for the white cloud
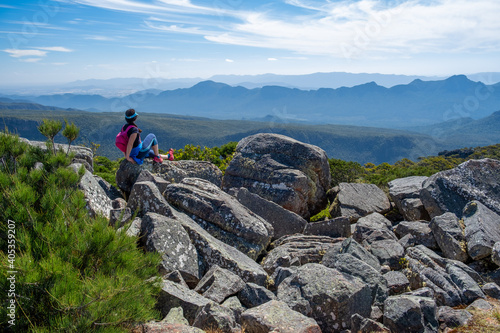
[36,47,73,52]
[3,49,47,58]
[85,36,115,41]
[20,58,43,63]
[268,58,278,61]
[65,0,500,61]
[205,0,500,58]
[225,59,234,63]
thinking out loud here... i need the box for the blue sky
[1,0,500,85]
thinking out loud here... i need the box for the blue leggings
[136,134,158,159]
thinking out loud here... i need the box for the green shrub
[174,141,237,173]
[0,132,161,332]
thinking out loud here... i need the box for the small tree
[38,119,63,155]
[62,119,80,156]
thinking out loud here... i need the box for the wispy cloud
[204,0,500,58]
[36,46,73,52]
[20,58,43,63]
[3,49,47,58]
[85,35,116,41]
[225,59,234,63]
[64,0,500,59]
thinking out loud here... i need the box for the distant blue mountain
[4,75,500,128]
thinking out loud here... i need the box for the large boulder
[303,217,351,238]
[153,160,223,187]
[164,178,273,259]
[192,302,240,333]
[329,237,381,271]
[420,158,500,218]
[383,295,438,333]
[353,213,404,270]
[277,263,372,332]
[404,246,485,307]
[429,213,468,262]
[322,253,389,306]
[127,181,175,217]
[237,282,277,308]
[394,221,438,250]
[261,235,343,276]
[437,306,473,331]
[388,176,429,221]
[222,133,331,219]
[330,183,391,222]
[116,159,223,195]
[241,300,322,333]
[463,201,500,260]
[231,187,307,240]
[69,163,113,218]
[194,265,246,303]
[352,213,395,244]
[156,280,213,324]
[116,159,148,194]
[173,210,269,285]
[141,213,199,279]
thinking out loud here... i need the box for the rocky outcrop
[237,282,277,308]
[330,182,391,222]
[420,158,500,218]
[69,163,113,218]
[127,181,174,217]
[222,133,331,219]
[463,201,500,260]
[261,235,343,276]
[353,213,404,270]
[322,252,389,306]
[141,213,199,278]
[383,295,438,333]
[388,176,429,221]
[173,210,269,286]
[193,265,246,303]
[164,178,273,259]
[241,300,322,333]
[156,279,213,324]
[277,263,372,332]
[192,302,240,333]
[116,159,223,195]
[404,246,485,307]
[23,138,94,172]
[303,217,351,238]
[54,128,500,333]
[231,187,307,240]
[153,160,223,187]
[394,221,438,250]
[429,213,468,262]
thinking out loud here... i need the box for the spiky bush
[0,132,161,332]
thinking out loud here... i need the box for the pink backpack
[115,125,136,153]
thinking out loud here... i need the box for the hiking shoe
[153,155,163,163]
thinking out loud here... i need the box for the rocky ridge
[32,133,500,332]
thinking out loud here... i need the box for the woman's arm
[126,132,137,164]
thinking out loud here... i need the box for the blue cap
[125,111,138,119]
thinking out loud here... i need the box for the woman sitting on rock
[121,108,173,165]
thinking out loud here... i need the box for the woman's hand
[126,156,136,164]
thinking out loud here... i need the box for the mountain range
[2,75,500,128]
[1,102,499,164]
